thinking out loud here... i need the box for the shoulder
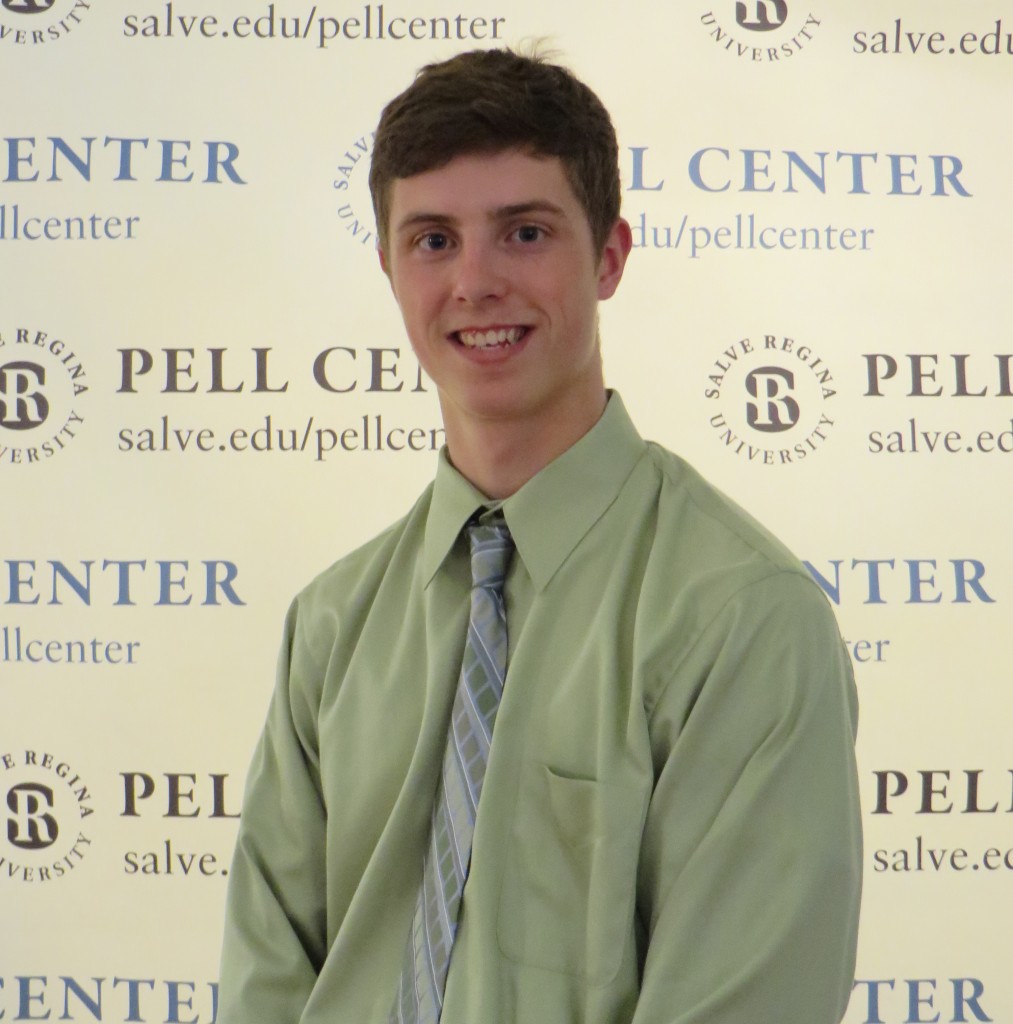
[642,442,814,584]
[645,442,803,575]
[635,445,852,722]
[288,483,434,665]
[634,443,839,667]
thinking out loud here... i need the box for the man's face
[380,149,630,440]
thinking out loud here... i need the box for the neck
[442,390,608,499]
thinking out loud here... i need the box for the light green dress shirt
[218,393,861,1024]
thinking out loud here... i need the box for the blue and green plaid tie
[391,512,514,1023]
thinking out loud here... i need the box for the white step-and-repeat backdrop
[5,2,1010,1021]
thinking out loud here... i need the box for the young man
[218,49,861,1024]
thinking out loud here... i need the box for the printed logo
[0,0,92,44]
[0,327,87,464]
[2,0,56,13]
[704,333,836,465]
[735,0,787,31]
[331,131,377,253]
[699,4,821,61]
[0,361,49,430]
[745,366,799,431]
[1,749,95,883]
[8,783,58,848]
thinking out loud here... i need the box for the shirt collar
[423,392,647,591]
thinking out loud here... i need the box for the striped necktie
[391,512,514,1023]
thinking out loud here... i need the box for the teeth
[457,327,525,348]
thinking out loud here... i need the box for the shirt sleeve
[633,570,862,1024]
[217,598,329,1024]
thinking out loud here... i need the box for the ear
[596,218,633,301]
[377,244,399,299]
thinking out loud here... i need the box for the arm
[633,572,862,1024]
[217,599,328,1024]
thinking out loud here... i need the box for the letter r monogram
[735,1,788,30]
[0,361,49,429]
[7,783,59,850]
[746,367,800,431]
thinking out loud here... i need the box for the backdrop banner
[4,3,1011,1022]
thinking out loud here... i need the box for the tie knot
[467,512,513,589]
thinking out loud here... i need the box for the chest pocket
[496,762,646,987]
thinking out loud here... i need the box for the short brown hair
[369,48,621,254]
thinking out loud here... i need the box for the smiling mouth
[453,326,529,349]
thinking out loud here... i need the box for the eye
[417,231,450,252]
[513,224,545,243]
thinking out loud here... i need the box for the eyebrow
[394,199,566,234]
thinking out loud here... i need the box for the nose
[452,239,507,305]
